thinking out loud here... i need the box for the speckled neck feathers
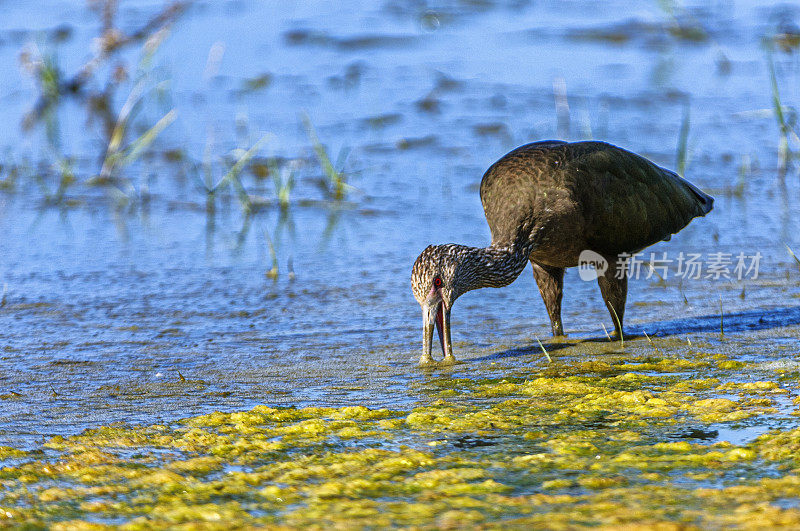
[412,236,534,305]
[453,242,532,294]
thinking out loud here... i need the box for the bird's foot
[441,354,458,366]
[418,354,460,367]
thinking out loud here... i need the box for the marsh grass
[677,278,689,305]
[535,336,551,363]
[195,134,272,216]
[21,48,63,151]
[786,244,800,271]
[676,101,691,177]
[647,261,668,288]
[302,113,352,200]
[287,257,296,281]
[766,53,800,176]
[18,1,185,207]
[553,77,570,139]
[96,28,177,198]
[601,322,612,341]
[270,159,296,212]
[6,2,370,244]
[643,331,661,354]
[734,154,750,197]
[0,160,18,191]
[656,0,709,42]
[53,158,76,204]
[768,55,790,174]
[29,157,77,206]
[608,304,624,348]
[18,47,84,206]
[99,85,177,180]
[223,136,272,214]
[265,231,279,280]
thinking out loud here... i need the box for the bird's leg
[530,260,565,337]
[597,257,627,339]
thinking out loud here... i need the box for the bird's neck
[457,239,533,293]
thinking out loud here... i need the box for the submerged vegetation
[2,346,800,528]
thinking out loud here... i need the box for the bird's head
[411,244,469,364]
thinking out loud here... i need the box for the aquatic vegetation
[20,1,186,174]
[264,231,279,280]
[2,349,799,528]
[766,53,800,175]
[220,135,273,215]
[239,73,273,95]
[2,1,800,528]
[302,113,351,201]
[656,0,709,43]
[787,244,800,272]
[8,3,359,225]
[270,159,296,212]
[675,101,691,177]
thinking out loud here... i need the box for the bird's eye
[433,276,443,288]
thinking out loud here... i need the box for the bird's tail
[681,177,714,216]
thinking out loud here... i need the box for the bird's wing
[568,143,713,255]
[479,141,574,247]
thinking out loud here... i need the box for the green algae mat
[3,342,800,530]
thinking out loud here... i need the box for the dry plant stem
[601,322,612,341]
[643,331,661,354]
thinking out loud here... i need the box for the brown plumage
[411,140,714,365]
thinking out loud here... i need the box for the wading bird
[411,141,713,365]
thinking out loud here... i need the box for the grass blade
[643,331,661,354]
[676,101,690,176]
[535,336,552,363]
[601,322,612,341]
[767,53,791,174]
[264,230,279,280]
[608,303,624,348]
[120,109,177,167]
[302,113,350,200]
[219,134,272,212]
[787,244,800,268]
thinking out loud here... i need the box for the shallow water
[0,0,799,468]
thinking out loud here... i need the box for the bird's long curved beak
[420,301,454,365]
